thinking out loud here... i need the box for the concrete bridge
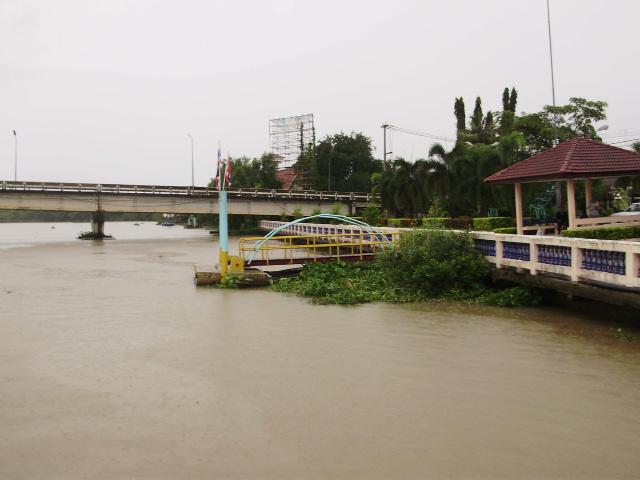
[0,180,377,236]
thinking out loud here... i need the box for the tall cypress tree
[499,87,517,136]
[502,87,510,111]
[508,87,518,112]
[471,97,483,132]
[454,97,466,132]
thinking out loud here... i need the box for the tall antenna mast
[546,0,558,146]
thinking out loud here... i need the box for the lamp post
[597,124,609,137]
[187,133,194,187]
[328,142,336,191]
[13,130,17,181]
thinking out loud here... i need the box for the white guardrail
[259,221,640,289]
[0,181,376,203]
[473,232,640,289]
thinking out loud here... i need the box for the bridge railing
[473,231,640,289]
[239,231,398,266]
[258,220,399,240]
[0,181,377,202]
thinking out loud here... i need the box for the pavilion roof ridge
[560,138,579,173]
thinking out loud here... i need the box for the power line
[385,124,455,143]
[601,130,640,139]
[609,137,640,146]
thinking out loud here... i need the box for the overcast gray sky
[2,0,639,186]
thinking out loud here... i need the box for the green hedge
[422,218,472,229]
[422,218,446,229]
[562,225,640,240]
[494,227,517,234]
[473,217,513,231]
[446,218,472,229]
[388,218,422,227]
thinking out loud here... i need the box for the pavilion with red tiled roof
[484,138,640,234]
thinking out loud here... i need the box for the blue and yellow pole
[219,190,229,281]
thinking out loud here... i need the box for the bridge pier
[91,211,106,238]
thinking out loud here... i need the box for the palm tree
[373,159,429,218]
[424,142,467,216]
[455,144,503,215]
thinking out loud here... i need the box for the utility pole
[381,124,388,170]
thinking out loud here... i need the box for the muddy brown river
[1,222,640,479]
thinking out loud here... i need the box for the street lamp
[187,133,194,187]
[13,130,17,181]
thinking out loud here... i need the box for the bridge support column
[91,211,106,238]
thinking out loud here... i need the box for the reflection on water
[1,223,640,479]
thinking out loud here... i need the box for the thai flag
[225,152,232,187]
[215,147,222,191]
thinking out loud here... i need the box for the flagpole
[219,190,229,280]
[218,143,229,281]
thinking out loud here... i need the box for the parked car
[611,202,640,216]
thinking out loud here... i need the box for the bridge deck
[0,180,378,216]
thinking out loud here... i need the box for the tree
[515,97,608,154]
[498,87,518,136]
[508,87,517,112]
[457,95,496,145]
[424,91,612,217]
[425,142,467,217]
[454,97,466,133]
[372,159,429,218]
[294,124,317,189]
[209,153,282,190]
[315,132,382,192]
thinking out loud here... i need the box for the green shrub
[494,227,517,234]
[388,218,421,227]
[423,218,447,229]
[422,218,472,229]
[427,200,448,218]
[376,230,492,297]
[473,217,512,231]
[270,230,545,308]
[444,218,472,229]
[361,203,383,226]
[562,225,640,240]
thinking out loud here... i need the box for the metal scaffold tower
[269,114,315,168]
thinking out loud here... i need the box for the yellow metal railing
[239,232,398,266]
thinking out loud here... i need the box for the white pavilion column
[566,179,577,230]
[515,182,523,235]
